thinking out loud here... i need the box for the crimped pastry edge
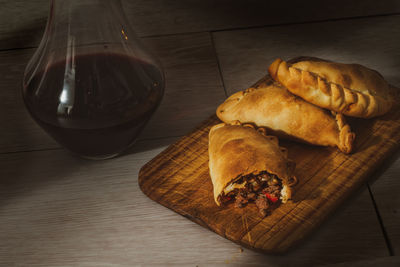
[334,113,356,154]
[268,58,393,118]
[216,85,356,154]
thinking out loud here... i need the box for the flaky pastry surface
[216,82,355,153]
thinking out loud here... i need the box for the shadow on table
[0,149,96,205]
[124,135,181,155]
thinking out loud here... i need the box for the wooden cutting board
[138,76,400,253]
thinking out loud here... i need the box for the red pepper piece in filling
[264,193,279,203]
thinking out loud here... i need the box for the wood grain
[0,138,389,266]
[0,49,59,152]
[1,2,399,264]
[212,14,400,255]
[139,76,400,253]
[369,151,400,254]
[0,32,225,154]
[213,15,400,96]
[1,0,400,50]
[325,256,400,267]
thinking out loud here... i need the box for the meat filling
[219,171,283,217]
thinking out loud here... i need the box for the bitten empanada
[268,57,396,118]
[216,82,355,153]
[208,122,297,216]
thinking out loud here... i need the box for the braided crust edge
[268,58,392,118]
[334,113,355,154]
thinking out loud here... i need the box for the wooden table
[1,1,399,266]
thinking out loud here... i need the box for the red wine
[23,53,164,158]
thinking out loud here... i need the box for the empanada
[268,57,396,118]
[209,122,297,216]
[216,81,355,153]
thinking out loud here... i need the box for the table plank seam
[209,32,228,98]
[2,13,400,54]
[0,46,38,53]
[0,147,62,156]
[0,135,183,156]
[367,184,395,256]
[141,13,400,39]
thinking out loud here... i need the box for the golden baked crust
[268,57,395,118]
[216,82,355,153]
[208,122,295,205]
